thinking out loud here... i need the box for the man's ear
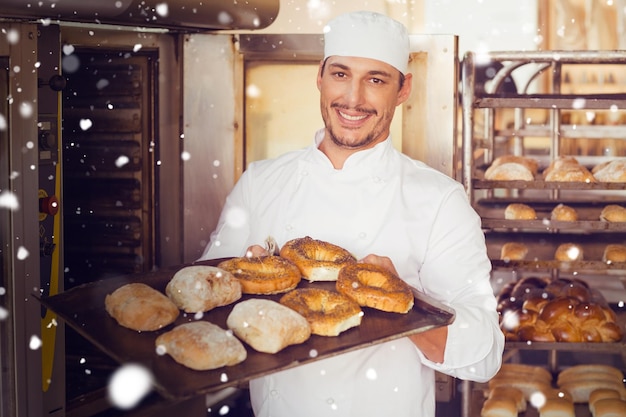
[397,73,413,105]
[316,59,325,91]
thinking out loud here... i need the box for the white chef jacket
[199,130,504,417]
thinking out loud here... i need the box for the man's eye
[332,72,346,78]
[371,78,384,84]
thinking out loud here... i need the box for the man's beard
[325,104,380,149]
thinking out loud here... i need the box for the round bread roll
[543,156,580,179]
[603,244,626,263]
[600,205,626,222]
[166,265,242,313]
[105,283,179,331]
[592,398,626,417]
[554,243,583,261]
[279,288,363,336]
[480,397,518,417]
[491,155,540,175]
[280,236,356,282]
[593,159,626,182]
[226,299,311,354]
[336,263,414,314]
[551,204,578,222]
[484,162,535,181]
[217,255,301,295]
[500,242,529,261]
[504,203,537,220]
[155,321,246,370]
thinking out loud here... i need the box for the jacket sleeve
[416,186,504,382]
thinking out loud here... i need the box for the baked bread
[217,255,301,295]
[279,288,362,336]
[504,203,537,220]
[593,159,626,182]
[551,204,578,222]
[105,283,179,331]
[603,244,626,263]
[560,380,626,403]
[558,364,624,385]
[480,397,518,417]
[336,262,414,314]
[500,242,528,261]
[226,298,311,353]
[543,157,596,182]
[589,389,624,415]
[554,243,583,261]
[485,386,527,412]
[600,205,626,222]
[538,397,575,417]
[488,155,540,175]
[592,398,626,417]
[484,162,535,181]
[155,321,246,370]
[166,265,242,313]
[280,236,356,282]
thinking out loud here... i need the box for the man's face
[317,56,411,151]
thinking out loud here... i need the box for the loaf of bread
[485,386,527,412]
[166,265,242,313]
[488,155,540,175]
[592,398,626,417]
[155,321,247,370]
[104,283,179,331]
[589,389,624,415]
[504,203,537,220]
[544,156,596,182]
[554,243,583,261]
[226,299,311,353]
[538,397,575,417]
[500,242,528,261]
[485,162,535,181]
[603,244,626,263]
[480,397,518,417]
[551,204,578,222]
[593,159,626,182]
[600,205,626,222]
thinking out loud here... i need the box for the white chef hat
[323,11,410,74]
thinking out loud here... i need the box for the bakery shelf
[472,179,626,191]
[482,219,626,232]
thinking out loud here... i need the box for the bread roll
[155,321,247,370]
[600,205,626,222]
[593,398,626,417]
[500,242,528,261]
[489,155,539,175]
[543,157,596,182]
[226,299,311,353]
[560,380,626,403]
[504,203,537,220]
[480,397,518,417]
[558,364,624,384]
[593,159,626,182]
[589,389,623,415]
[551,204,578,221]
[486,386,527,412]
[554,243,583,261]
[485,162,535,181]
[538,397,575,417]
[166,265,242,313]
[603,244,626,263]
[105,283,179,331]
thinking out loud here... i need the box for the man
[199,10,504,417]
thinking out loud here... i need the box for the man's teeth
[339,111,367,121]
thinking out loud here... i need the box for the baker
[199,10,504,417]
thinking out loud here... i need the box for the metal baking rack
[460,50,626,417]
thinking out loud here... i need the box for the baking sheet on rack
[36,259,455,401]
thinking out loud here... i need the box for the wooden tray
[36,259,455,400]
